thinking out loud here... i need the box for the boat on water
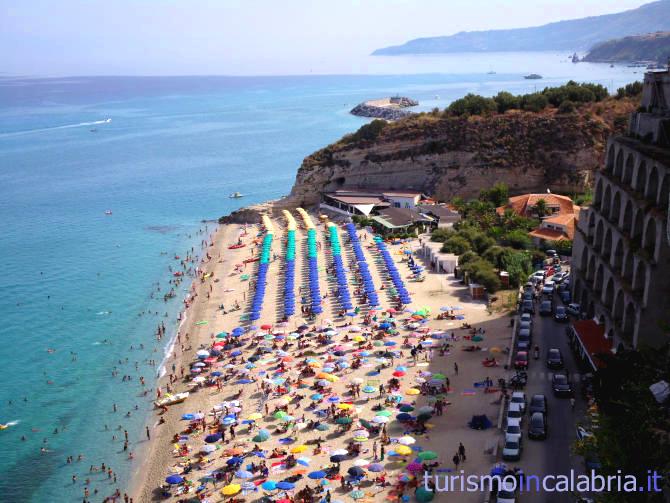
[524,74,543,80]
[104,210,112,215]
[229,192,244,198]
[155,392,189,408]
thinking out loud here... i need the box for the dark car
[528,394,547,415]
[552,373,573,397]
[522,291,534,302]
[539,300,553,316]
[546,348,564,369]
[528,412,547,440]
[560,290,571,304]
[553,305,568,322]
[514,351,529,370]
[521,300,535,315]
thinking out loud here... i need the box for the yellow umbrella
[489,347,501,353]
[308,361,322,368]
[395,445,412,456]
[318,373,339,382]
[276,396,291,405]
[291,445,308,453]
[247,413,263,421]
[337,403,353,410]
[353,335,365,343]
[221,484,241,496]
[406,388,420,395]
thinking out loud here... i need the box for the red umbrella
[393,371,405,377]
[386,308,397,314]
[261,324,272,330]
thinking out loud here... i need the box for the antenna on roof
[547,189,551,194]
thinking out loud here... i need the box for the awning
[371,216,409,229]
[353,204,375,216]
[571,320,612,371]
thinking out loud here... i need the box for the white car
[502,438,522,461]
[505,425,522,443]
[519,313,532,325]
[506,402,524,426]
[510,391,526,412]
[496,480,517,503]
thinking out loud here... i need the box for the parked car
[532,270,546,281]
[518,320,532,333]
[546,348,564,369]
[505,424,523,443]
[576,426,594,442]
[521,300,535,315]
[554,305,568,322]
[546,249,558,257]
[510,391,526,412]
[539,300,553,316]
[506,402,524,425]
[529,394,547,415]
[496,479,517,503]
[566,303,581,317]
[514,351,529,370]
[517,329,532,350]
[552,373,573,397]
[522,291,534,302]
[560,290,571,304]
[553,271,568,283]
[519,313,532,325]
[528,412,547,440]
[502,438,522,461]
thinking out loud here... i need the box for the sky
[0,0,652,76]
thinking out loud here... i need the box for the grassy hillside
[583,31,670,63]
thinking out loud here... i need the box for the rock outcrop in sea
[350,96,418,120]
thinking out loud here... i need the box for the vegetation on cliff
[584,31,670,64]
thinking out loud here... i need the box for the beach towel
[461,390,476,396]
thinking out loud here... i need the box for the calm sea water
[0,54,639,502]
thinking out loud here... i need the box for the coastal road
[513,286,587,503]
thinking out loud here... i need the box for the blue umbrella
[226,456,244,465]
[204,433,222,443]
[308,470,327,479]
[277,481,295,490]
[165,475,184,484]
[235,470,254,479]
[261,480,277,491]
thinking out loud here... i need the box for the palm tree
[535,198,548,218]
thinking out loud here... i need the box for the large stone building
[571,69,670,349]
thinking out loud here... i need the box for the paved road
[507,286,588,503]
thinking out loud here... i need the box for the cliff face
[287,99,637,206]
[583,31,670,63]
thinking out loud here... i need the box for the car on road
[553,271,568,283]
[546,348,564,369]
[529,394,547,415]
[505,424,522,443]
[518,320,532,333]
[521,290,534,302]
[553,305,569,322]
[566,303,581,317]
[502,438,522,461]
[542,282,555,296]
[520,300,535,315]
[517,329,531,350]
[506,402,524,425]
[510,391,526,412]
[528,412,547,440]
[552,373,573,397]
[560,290,571,304]
[539,300,553,316]
[514,351,529,370]
[519,313,532,325]
[496,479,517,503]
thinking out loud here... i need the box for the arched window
[659,174,670,209]
[580,248,588,273]
[594,264,604,293]
[612,239,624,272]
[594,219,605,254]
[623,154,635,185]
[643,218,657,258]
[587,254,597,281]
[593,179,604,209]
[603,229,613,261]
[632,209,644,246]
[602,184,612,217]
[647,166,660,203]
[613,290,624,323]
[622,251,634,284]
[636,161,648,194]
[603,278,615,309]
[633,261,647,293]
[622,199,633,234]
[606,144,616,173]
[610,191,621,225]
[622,302,636,342]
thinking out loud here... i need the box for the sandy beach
[130,210,513,503]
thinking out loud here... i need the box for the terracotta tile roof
[528,228,570,241]
[496,193,576,217]
[572,320,612,369]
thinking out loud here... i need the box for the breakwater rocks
[350,96,418,120]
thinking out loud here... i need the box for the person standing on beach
[146,426,150,440]
[454,362,458,375]
[458,443,466,462]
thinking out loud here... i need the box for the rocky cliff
[583,31,670,64]
[287,99,637,207]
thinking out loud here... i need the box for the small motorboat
[228,243,246,249]
[104,210,112,215]
[524,74,543,80]
[155,392,189,408]
[229,192,244,199]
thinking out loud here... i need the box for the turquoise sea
[0,54,639,502]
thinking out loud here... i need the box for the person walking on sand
[454,362,458,375]
[380,445,385,461]
[458,443,466,462]
[452,453,460,469]
[146,426,150,441]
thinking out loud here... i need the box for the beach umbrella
[406,388,420,395]
[330,454,346,463]
[253,429,271,442]
[290,445,308,454]
[353,458,370,467]
[247,413,263,421]
[418,451,438,461]
[406,462,424,472]
[396,413,413,422]
[308,470,327,480]
[348,466,366,477]
[262,481,277,491]
[200,444,217,454]
[165,475,184,485]
[226,456,244,465]
[235,470,254,479]
[472,335,484,342]
[367,463,384,472]
[316,423,330,431]
[375,410,392,417]
[274,411,288,419]
[371,416,389,424]
[205,433,222,443]
[397,436,416,445]
[222,484,241,496]
[399,405,415,412]
[310,393,323,401]
[276,481,295,490]
[350,377,364,385]
[416,487,435,502]
[336,417,352,425]
[395,445,412,456]
[337,403,353,410]
[349,490,365,499]
[362,386,376,394]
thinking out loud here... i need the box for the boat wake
[0,119,112,138]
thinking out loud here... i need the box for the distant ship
[524,74,543,80]
[104,210,112,215]
[229,192,244,199]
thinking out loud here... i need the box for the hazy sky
[0,0,651,76]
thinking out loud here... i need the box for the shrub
[558,100,576,114]
[448,93,498,117]
[430,228,453,243]
[458,250,479,266]
[521,93,548,112]
[479,182,509,207]
[346,119,387,144]
[494,91,521,113]
[441,236,471,255]
[502,229,532,249]
[616,81,643,99]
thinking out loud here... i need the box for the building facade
[571,70,670,349]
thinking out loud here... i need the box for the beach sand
[131,212,513,503]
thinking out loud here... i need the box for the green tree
[521,93,548,112]
[430,228,453,243]
[441,236,471,255]
[447,93,498,117]
[557,100,576,114]
[503,229,532,249]
[534,198,548,218]
[479,182,509,207]
[494,91,521,113]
